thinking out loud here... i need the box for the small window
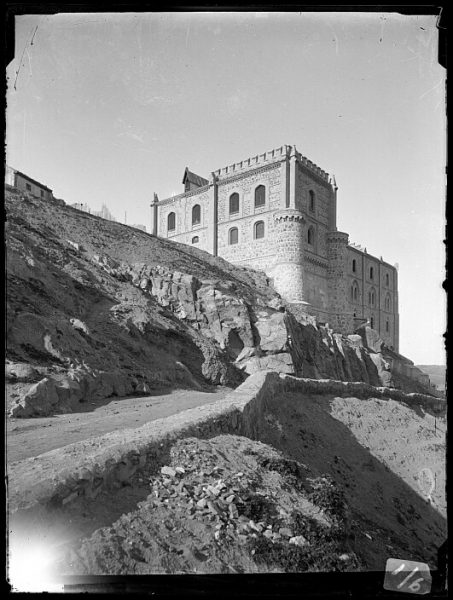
[385,293,391,311]
[369,266,374,280]
[352,259,356,273]
[368,288,376,307]
[167,212,176,232]
[385,273,390,286]
[254,220,265,239]
[229,193,239,215]
[351,282,359,302]
[254,185,265,208]
[192,236,199,244]
[40,190,44,197]
[229,227,238,245]
[26,183,31,191]
[192,204,201,226]
[385,320,389,333]
[370,316,374,329]
[309,190,315,212]
[307,226,315,246]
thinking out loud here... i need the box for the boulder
[10,377,60,417]
[356,325,384,353]
[254,312,288,352]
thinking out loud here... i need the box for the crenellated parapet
[274,208,306,225]
[212,144,331,186]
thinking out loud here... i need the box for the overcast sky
[6,11,446,365]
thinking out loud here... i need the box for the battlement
[293,149,330,182]
[213,144,330,183]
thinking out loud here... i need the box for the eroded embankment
[8,372,446,575]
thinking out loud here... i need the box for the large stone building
[151,145,399,351]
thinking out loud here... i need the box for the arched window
[307,226,315,246]
[192,204,201,226]
[192,236,199,244]
[385,320,389,333]
[309,190,315,212]
[254,185,265,208]
[370,316,374,329]
[385,293,391,311]
[229,227,238,245]
[385,273,390,286]
[167,212,176,232]
[351,281,359,303]
[352,259,357,273]
[229,193,239,215]
[369,266,374,280]
[254,220,265,239]
[368,288,376,307]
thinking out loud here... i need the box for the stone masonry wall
[345,246,398,348]
[216,164,282,268]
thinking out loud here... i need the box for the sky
[6,11,446,365]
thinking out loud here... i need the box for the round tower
[327,230,354,333]
[271,208,306,304]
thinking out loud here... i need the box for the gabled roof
[14,170,53,192]
[182,167,209,188]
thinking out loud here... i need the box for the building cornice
[157,184,211,207]
[305,253,329,269]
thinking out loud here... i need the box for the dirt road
[7,387,231,462]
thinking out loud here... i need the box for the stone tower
[327,230,354,333]
[272,208,306,304]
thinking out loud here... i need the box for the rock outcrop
[5,189,435,418]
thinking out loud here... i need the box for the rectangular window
[26,183,31,191]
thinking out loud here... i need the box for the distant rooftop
[182,168,209,189]
[11,168,53,192]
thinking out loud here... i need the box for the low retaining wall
[8,371,446,514]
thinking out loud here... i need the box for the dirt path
[7,387,231,462]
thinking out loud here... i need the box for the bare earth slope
[16,387,444,577]
[6,190,278,415]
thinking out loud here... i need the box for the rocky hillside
[5,189,433,418]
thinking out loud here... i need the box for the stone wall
[216,163,282,268]
[8,370,445,514]
[158,188,211,251]
[345,246,398,348]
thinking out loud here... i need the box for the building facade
[152,145,399,350]
[5,166,53,201]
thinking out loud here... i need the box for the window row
[167,185,268,233]
[351,259,391,286]
[191,221,267,246]
[350,284,392,310]
[167,205,201,232]
[228,185,266,215]
[227,221,265,245]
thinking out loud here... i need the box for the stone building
[151,145,399,351]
